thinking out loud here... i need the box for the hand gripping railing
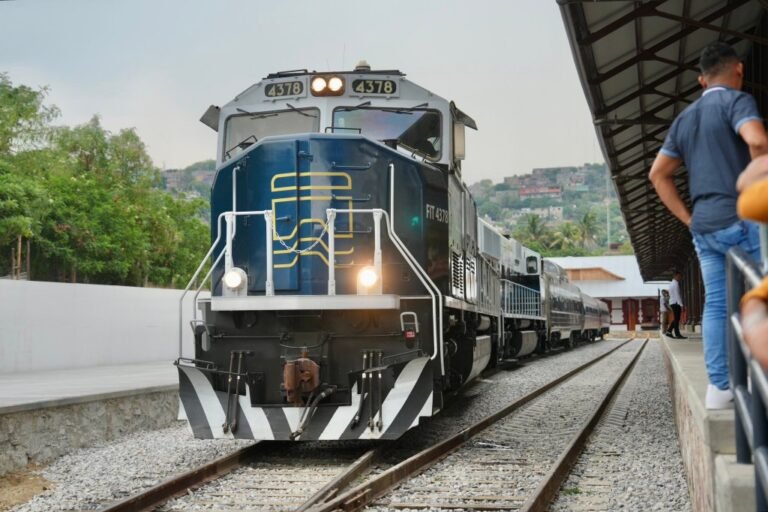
[726,234,768,511]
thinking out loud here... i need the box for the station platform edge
[660,332,756,512]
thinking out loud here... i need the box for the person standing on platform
[649,42,768,409]
[666,273,687,340]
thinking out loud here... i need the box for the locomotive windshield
[333,107,441,159]
[224,107,320,159]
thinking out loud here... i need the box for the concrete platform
[0,362,179,475]
[0,361,177,414]
[660,332,756,511]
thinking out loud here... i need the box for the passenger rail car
[581,293,610,341]
[176,63,609,442]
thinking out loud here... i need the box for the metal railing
[178,210,271,356]
[177,204,446,374]
[727,225,768,511]
[501,280,541,318]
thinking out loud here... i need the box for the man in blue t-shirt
[650,42,768,409]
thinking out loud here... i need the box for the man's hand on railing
[741,277,768,370]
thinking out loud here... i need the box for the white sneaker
[705,384,734,410]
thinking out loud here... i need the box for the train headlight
[311,77,327,93]
[310,75,345,96]
[358,266,378,288]
[328,76,344,92]
[223,267,247,290]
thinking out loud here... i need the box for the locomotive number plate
[352,79,398,96]
[265,81,304,98]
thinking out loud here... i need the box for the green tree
[521,214,548,239]
[31,117,208,285]
[478,201,502,220]
[0,73,58,154]
[547,222,582,252]
[616,241,635,255]
[0,75,60,276]
[577,210,600,249]
[1,75,209,285]
[513,214,551,253]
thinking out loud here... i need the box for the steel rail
[97,442,380,512]
[295,448,379,511]
[520,336,649,511]
[97,442,264,512]
[308,337,637,512]
[99,338,634,512]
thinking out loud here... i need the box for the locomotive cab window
[224,108,320,159]
[332,107,441,159]
[526,256,538,274]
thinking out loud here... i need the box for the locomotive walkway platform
[660,332,755,511]
[0,361,179,476]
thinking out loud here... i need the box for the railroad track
[98,337,640,512]
[98,442,379,512]
[313,336,647,512]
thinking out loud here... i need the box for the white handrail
[373,210,383,282]
[179,166,448,377]
[178,211,227,357]
[330,207,443,373]
[264,211,274,296]
[327,209,336,296]
[388,163,445,376]
[178,210,271,357]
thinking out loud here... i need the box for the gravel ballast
[551,339,691,511]
[11,425,252,512]
[10,338,653,511]
[367,340,644,511]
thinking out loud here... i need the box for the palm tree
[577,210,599,249]
[521,214,547,239]
[548,222,582,251]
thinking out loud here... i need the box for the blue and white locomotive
[177,62,609,441]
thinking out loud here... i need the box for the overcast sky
[0,0,603,182]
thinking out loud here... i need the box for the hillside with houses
[470,163,632,256]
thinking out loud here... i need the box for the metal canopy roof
[559,0,767,280]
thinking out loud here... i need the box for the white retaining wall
[0,280,203,374]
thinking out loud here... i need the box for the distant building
[519,186,562,200]
[509,206,563,221]
[546,255,668,331]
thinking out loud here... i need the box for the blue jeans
[691,220,761,390]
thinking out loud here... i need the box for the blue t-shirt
[660,86,763,233]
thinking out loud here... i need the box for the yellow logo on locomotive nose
[270,172,355,268]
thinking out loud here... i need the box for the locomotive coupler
[282,349,321,406]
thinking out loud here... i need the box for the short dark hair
[699,42,740,76]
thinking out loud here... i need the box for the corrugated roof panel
[559,0,766,280]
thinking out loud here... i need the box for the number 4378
[353,80,395,94]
